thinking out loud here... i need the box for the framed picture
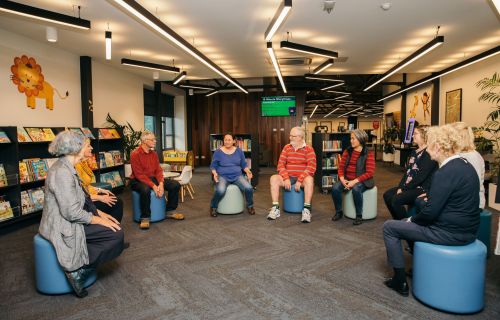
[445,89,462,124]
[319,121,331,133]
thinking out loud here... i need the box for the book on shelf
[42,128,56,141]
[25,127,55,142]
[0,130,11,143]
[81,127,95,139]
[235,137,251,151]
[29,187,45,212]
[100,171,124,188]
[322,140,342,151]
[322,155,339,169]
[31,159,49,181]
[0,164,7,187]
[108,129,121,138]
[0,200,14,222]
[98,150,123,168]
[322,174,338,188]
[19,158,57,183]
[98,128,120,139]
[21,190,35,215]
[67,127,83,135]
[104,152,114,167]
[19,162,30,183]
[17,127,32,142]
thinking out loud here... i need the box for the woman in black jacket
[383,125,438,220]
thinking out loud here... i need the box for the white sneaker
[301,208,311,223]
[267,206,281,220]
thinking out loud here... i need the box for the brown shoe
[247,207,256,215]
[139,219,150,229]
[210,208,218,217]
[167,212,185,220]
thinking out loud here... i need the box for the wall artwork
[407,89,432,125]
[10,55,68,110]
[445,89,462,124]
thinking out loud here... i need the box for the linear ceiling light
[281,41,338,59]
[267,42,287,93]
[112,0,247,93]
[379,45,500,102]
[338,106,363,117]
[179,84,214,90]
[364,36,444,91]
[321,82,344,90]
[326,90,351,95]
[0,0,91,30]
[323,107,340,118]
[264,0,292,41]
[172,71,187,85]
[335,100,353,103]
[313,58,334,74]
[333,94,351,100]
[309,105,319,118]
[490,0,500,15]
[305,74,344,82]
[121,58,180,73]
[105,31,112,60]
[306,98,338,103]
[205,90,219,97]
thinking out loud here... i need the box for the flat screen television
[404,118,416,144]
[261,96,296,116]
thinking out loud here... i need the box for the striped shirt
[277,143,316,183]
[338,149,375,182]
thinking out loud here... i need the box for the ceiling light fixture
[364,36,444,91]
[179,84,214,90]
[309,105,319,118]
[321,82,344,90]
[112,0,247,93]
[281,41,338,59]
[0,0,91,29]
[379,45,500,101]
[46,26,57,42]
[267,42,287,93]
[326,90,351,95]
[205,90,219,97]
[305,74,344,82]
[105,31,112,60]
[323,107,340,118]
[335,100,353,103]
[264,0,292,41]
[121,58,180,73]
[313,58,334,74]
[338,106,363,117]
[306,98,339,104]
[172,71,187,85]
[153,71,159,80]
[489,0,500,15]
[333,94,350,100]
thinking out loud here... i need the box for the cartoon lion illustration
[10,55,68,110]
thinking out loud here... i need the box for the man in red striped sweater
[267,127,316,223]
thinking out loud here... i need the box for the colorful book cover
[104,152,114,167]
[0,130,11,143]
[81,127,95,139]
[21,190,34,215]
[0,201,14,221]
[29,188,45,211]
[98,152,106,168]
[19,162,30,183]
[25,128,45,142]
[42,128,56,141]
[111,150,123,165]
[108,128,121,138]
[17,127,32,142]
[0,164,7,187]
[111,171,124,186]
[68,127,83,136]
[32,159,49,181]
[99,128,113,139]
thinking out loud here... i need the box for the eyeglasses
[289,135,300,138]
[145,138,156,141]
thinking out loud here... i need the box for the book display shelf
[0,126,125,229]
[209,133,259,187]
[162,150,194,172]
[312,132,351,191]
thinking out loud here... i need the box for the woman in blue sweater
[210,133,254,217]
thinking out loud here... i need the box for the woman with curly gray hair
[39,131,124,298]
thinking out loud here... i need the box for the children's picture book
[29,188,45,211]
[25,128,46,142]
[98,128,114,139]
[19,161,30,183]
[104,152,114,167]
[17,127,32,142]
[100,171,124,188]
[108,128,121,139]
[111,150,123,165]
[21,191,35,215]
[68,127,83,136]
[31,159,49,181]
[0,130,11,143]
[42,128,56,141]
[0,201,14,221]
[81,127,95,139]
[0,164,7,187]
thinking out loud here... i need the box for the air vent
[278,57,312,66]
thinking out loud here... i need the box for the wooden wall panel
[187,90,306,167]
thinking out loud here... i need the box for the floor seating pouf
[34,234,97,295]
[217,184,244,214]
[412,240,486,314]
[478,210,491,257]
[91,182,112,191]
[282,185,304,213]
[132,190,166,222]
[342,186,377,220]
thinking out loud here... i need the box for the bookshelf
[0,126,125,230]
[209,133,259,187]
[92,128,125,193]
[162,150,194,172]
[312,132,351,191]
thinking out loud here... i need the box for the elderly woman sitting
[39,131,124,298]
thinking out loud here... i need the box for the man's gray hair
[48,131,86,156]
[141,130,155,142]
[291,126,305,138]
[351,128,369,146]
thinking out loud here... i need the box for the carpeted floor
[0,164,499,320]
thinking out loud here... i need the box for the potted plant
[382,126,398,162]
[105,113,142,177]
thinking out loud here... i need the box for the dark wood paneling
[187,90,306,167]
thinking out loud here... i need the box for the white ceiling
[0,0,498,84]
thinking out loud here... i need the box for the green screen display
[261,96,296,116]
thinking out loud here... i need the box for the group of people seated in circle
[38,120,485,298]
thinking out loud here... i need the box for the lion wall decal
[10,55,68,110]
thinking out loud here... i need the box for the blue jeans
[210,175,254,208]
[331,181,367,217]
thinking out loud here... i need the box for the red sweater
[130,146,163,188]
[338,149,375,182]
[277,144,316,183]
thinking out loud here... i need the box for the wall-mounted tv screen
[261,96,296,116]
[404,118,416,144]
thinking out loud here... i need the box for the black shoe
[123,242,130,250]
[332,212,343,221]
[64,267,94,298]
[353,217,363,225]
[384,278,409,297]
[406,268,413,279]
[210,208,218,217]
[247,207,256,215]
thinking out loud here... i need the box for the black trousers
[94,198,123,222]
[130,177,180,219]
[383,186,425,220]
[84,223,124,268]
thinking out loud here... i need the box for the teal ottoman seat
[342,186,377,220]
[217,184,245,214]
[282,184,304,213]
[132,190,166,222]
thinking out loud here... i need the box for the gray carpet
[0,164,499,320]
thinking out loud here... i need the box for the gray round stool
[217,184,244,214]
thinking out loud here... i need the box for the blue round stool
[412,240,486,314]
[217,184,245,215]
[34,234,97,295]
[478,210,491,257]
[282,184,304,213]
[343,186,377,220]
[132,190,166,222]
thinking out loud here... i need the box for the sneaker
[301,208,311,223]
[167,212,185,220]
[139,219,150,229]
[267,206,280,220]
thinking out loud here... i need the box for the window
[144,115,155,132]
[162,116,174,149]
